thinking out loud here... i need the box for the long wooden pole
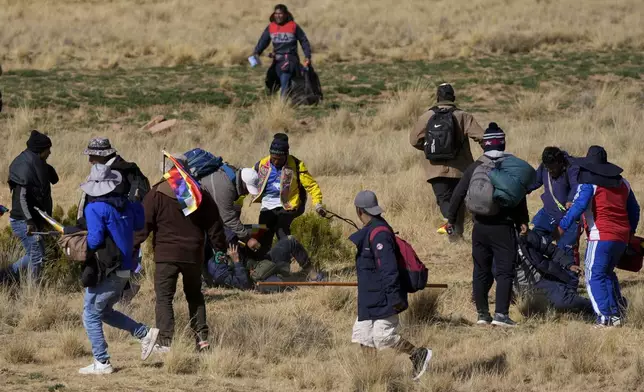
[255,281,448,289]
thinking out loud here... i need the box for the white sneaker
[140,328,159,361]
[79,360,114,375]
[152,344,171,354]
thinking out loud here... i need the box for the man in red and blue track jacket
[253,4,312,97]
[558,146,640,327]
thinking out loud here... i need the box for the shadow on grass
[434,353,508,379]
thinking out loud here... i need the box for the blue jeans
[83,274,148,362]
[9,219,45,280]
[276,66,293,97]
[532,208,580,264]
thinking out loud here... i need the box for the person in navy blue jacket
[253,4,312,97]
[528,147,581,264]
[78,164,159,375]
[349,190,432,381]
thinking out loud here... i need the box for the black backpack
[423,106,460,162]
[126,169,150,202]
[81,235,123,288]
[290,66,323,106]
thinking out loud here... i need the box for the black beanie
[26,130,52,154]
[437,83,456,102]
[270,133,289,155]
[483,122,506,152]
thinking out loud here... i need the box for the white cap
[241,168,260,195]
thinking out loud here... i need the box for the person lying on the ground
[207,235,322,291]
[515,227,593,315]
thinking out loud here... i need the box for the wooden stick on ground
[255,281,448,289]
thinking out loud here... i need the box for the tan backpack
[58,231,89,262]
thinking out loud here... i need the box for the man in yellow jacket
[252,133,325,252]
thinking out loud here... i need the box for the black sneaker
[491,313,517,327]
[410,347,433,380]
[476,313,493,325]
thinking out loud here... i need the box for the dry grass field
[2,2,644,391]
[1,0,644,69]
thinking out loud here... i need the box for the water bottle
[248,55,260,68]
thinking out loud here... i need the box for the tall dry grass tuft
[199,106,238,136]
[211,300,333,363]
[403,289,441,325]
[2,338,38,364]
[0,287,20,334]
[164,337,201,375]
[338,347,415,392]
[372,81,432,131]
[54,324,90,359]
[248,97,297,136]
[320,287,356,313]
[515,292,552,318]
[624,285,644,328]
[512,89,569,120]
[17,286,80,332]
[200,347,254,378]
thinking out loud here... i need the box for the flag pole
[255,281,448,289]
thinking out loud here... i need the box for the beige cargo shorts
[351,314,401,350]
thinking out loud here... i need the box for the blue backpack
[184,148,236,183]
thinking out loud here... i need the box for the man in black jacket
[3,130,58,282]
[515,229,593,315]
[446,123,529,327]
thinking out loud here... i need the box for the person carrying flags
[134,152,227,353]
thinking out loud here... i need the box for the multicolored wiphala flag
[162,151,202,216]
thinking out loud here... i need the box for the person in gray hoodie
[198,165,261,251]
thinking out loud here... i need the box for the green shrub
[0,226,22,271]
[290,212,353,269]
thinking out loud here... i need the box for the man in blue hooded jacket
[528,147,581,264]
[349,190,432,381]
[78,164,159,375]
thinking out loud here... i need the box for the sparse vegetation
[1,10,644,389]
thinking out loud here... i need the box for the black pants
[155,262,208,346]
[269,236,311,270]
[471,223,517,315]
[258,208,300,254]
[430,177,464,234]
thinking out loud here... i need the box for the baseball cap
[354,190,383,216]
[241,168,260,195]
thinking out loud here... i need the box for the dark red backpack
[617,236,644,272]
[369,226,429,293]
